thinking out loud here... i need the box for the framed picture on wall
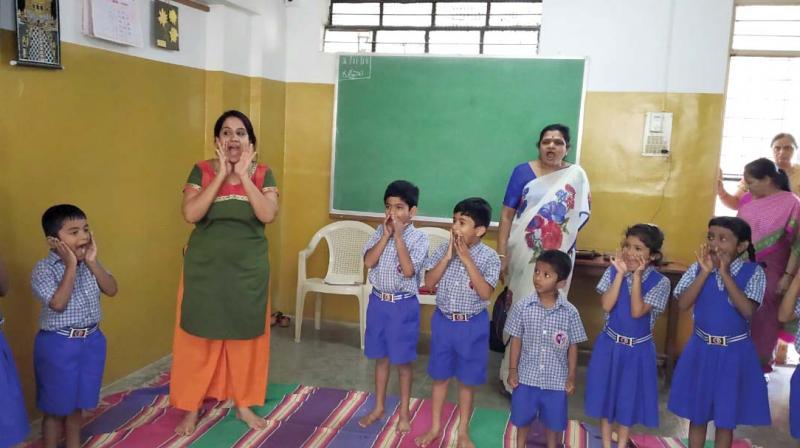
[154,0,179,51]
[15,0,62,68]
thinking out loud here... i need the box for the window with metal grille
[716,2,800,216]
[323,1,542,56]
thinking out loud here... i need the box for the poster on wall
[15,0,62,68]
[82,0,143,47]
[154,0,179,50]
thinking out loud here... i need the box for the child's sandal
[270,312,283,327]
[278,315,291,328]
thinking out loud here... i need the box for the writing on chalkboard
[340,55,372,80]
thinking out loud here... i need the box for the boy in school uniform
[416,197,500,448]
[31,204,118,448]
[506,249,587,448]
[360,180,429,433]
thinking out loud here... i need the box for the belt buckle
[708,335,727,346]
[451,313,468,321]
[69,328,88,338]
[379,292,395,303]
[616,335,633,346]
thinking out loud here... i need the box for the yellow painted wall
[0,25,724,415]
[0,30,287,414]
[276,84,724,351]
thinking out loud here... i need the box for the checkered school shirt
[505,291,587,391]
[596,266,671,330]
[794,301,800,353]
[673,259,766,306]
[425,241,500,316]
[31,251,102,331]
[363,224,429,295]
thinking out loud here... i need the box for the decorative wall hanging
[154,1,179,51]
[15,0,62,68]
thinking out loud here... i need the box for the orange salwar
[170,273,270,411]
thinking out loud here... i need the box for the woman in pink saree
[738,157,800,372]
[497,124,591,392]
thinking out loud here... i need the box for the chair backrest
[311,220,375,285]
[418,226,450,258]
[417,226,451,287]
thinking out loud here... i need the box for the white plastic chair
[295,220,375,349]
[417,227,451,306]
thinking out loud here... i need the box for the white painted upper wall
[1,0,732,90]
[285,0,336,84]
[283,0,733,93]
[1,0,287,80]
[541,0,733,93]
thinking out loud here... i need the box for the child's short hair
[42,204,87,238]
[536,250,572,281]
[384,180,419,208]
[708,216,756,262]
[453,197,491,229]
[625,223,665,265]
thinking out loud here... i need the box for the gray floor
[282,319,799,447]
[84,319,798,447]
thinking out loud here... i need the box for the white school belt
[694,327,749,346]
[52,323,99,339]
[372,288,415,303]
[438,309,483,322]
[604,326,652,347]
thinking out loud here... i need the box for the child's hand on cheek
[454,232,469,261]
[48,237,77,267]
[718,251,732,275]
[445,230,455,261]
[634,253,647,274]
[610,249,627,273]
[696,244,714,273]
[390,213,406,234]
[383,214,394,236]
[86,232,98,263]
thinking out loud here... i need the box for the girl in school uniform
[779,267,800,440]
[668,217,771,448]
[585,224,670,448]
[0,257,29,448]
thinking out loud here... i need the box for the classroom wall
[276,0,734,350]
[0,0,287,415]
[0,0,738,414]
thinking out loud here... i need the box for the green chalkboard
[332,54,585,223]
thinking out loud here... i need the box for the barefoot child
[360,180,429,433]
[416,198,500,448]
[32,205,118,448]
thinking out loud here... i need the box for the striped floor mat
[22,374,753,448]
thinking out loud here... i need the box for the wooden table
[574,255,688,384]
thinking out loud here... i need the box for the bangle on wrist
[498,254,506,258]
[785,271,795,277]
[508,367,517,370]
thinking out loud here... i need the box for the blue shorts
[34,328,107,416]
[511,384,568,431]
[364,293,419,365]
[0,331,29,447]
[427,309,488,386]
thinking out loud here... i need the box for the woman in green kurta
[171,110,279,436]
